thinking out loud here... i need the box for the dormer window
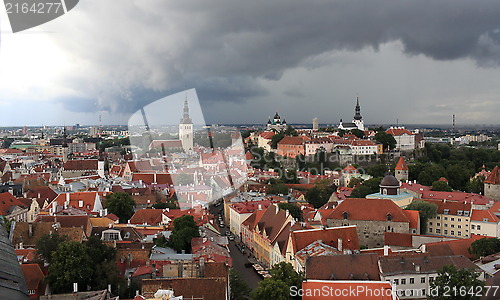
[386,213,393,222]
[457,210,463,216]
[464,211,470,217]
[342,211,349,220]
[443,209,449,215]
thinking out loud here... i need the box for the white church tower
[352,96,364,131]
[179,96,194,152]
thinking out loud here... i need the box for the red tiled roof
[403,210,419,229]
[130,209,163,225]
[21,263,45,290]
[471,209,499,223]
[63,159,98,170]
[438,177,449,183]
[259,131,275,139]
[306,253,381,280]
[342,164,358,173]
[485,166,500,184]
[245,151,254,161]
[384,232,414,247]
[326,198,410,223]
[421,199,471,215]
[25,186,57,202]
[290,226,359,254]
[0,192,29,215]
[424,235,489,259]
[277,136,304,145]
[395,157,408,171]
[386,128,413,136]
[149,140,182,149]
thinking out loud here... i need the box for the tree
[271,133,285,149]
[367,164,387,178]
[374,131,396,151]
[280,169,299,184]
[306,180,334,209]
[350,129,365,139]
[349,177,382,198]
[169,215,200,253]
[84,237,120,292]
[405,200,438,234]
[432,180,453,192]
[105,192,136,223]
[267,182,289,195]
[467,176,485,194]
[46,241,94,294]
[36,233,69,264]
[284,125,298,136]
[429,265,484,300]
[469,237,500,258]
[230,269,251,300]
[278,203,302,221]
[250,262,303,300]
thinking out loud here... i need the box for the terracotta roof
[471,209,499,223]
[395,157,408,171]
[326,198,410,223]
[149,140,182,149]
[306,253,381,280]
[63,159,98,170]
[127,160,154,172]
[384,232,413,247]
[0,192,29,215]
[438,177,449,183]
[290,226,360,254]
[12,222,85,247]
[277,136,304,145]
[424,235,488,259]
[255,205,291,243]
[25,186,57,202]
[245,151,254,161]
[20,263,45,290]
[130,209,164,225]
[36,215,91,234]
[422,199,471,215]
[342,164,358,173]
[403,210,419,229]
[386,128,413,136]
[259,131,275,139]
[485,166,500,184]
[379,255,481,276]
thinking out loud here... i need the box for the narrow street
[209,201,262,290]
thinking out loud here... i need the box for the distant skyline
[0,1,499,126]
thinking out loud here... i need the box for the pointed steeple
[180,95,193,124]
[353,96,362,121]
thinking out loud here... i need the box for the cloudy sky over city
[0,0,499,126]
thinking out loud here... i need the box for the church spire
[353,96,362,121]
[180,95,193,124]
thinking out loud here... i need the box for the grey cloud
[45,0,500,115]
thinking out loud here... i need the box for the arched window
[383,189,387,195]
[342,211,349,220]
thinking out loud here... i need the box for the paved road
[209,201,262,290]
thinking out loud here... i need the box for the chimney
[337,238,343,252]
[28,223,33,237]
[285,210,290,218]
[383,245,389,256]
[414,263,421,272]
[421,244,426,253]
[258,204,262,211]
[108,284,112,293]
[73,282,78,293]
[66,192,70,202]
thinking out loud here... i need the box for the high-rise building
[313,117,319,131]
[179,96,194,152]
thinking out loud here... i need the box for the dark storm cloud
[46,0,500,115]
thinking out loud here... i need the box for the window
[429,228,433,233]
[444,230,448,234]
[429,222,433,225]
[437,216,440,219]
[29,290,35,295]
[444,217,448,220]
[451,231,455,235]
[458,218,462,222]
[343,212,349,220]
[410,278,414,284]
[401,278,406,285]
[444,209,449,215]
[464,211,470,217]
[444,224,448,227]
[458,210,463,216]
[458,231,462,236]
[429,277,434,283]
[484,218,489,222]
[436,223,440,226]
[421,277,426,283]
[477,225,481,230]
[436,229,441,234]
[458,225,461,228]
[451,217,455,221]
[451,224,454,228]
[394,279,399,285]
[471,225,476,229]
[387,213,393,222]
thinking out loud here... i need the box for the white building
[179,97,194,152]
[386,127,415,151]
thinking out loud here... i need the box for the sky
[0,0,499,126]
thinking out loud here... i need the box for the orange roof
[485,166,500,184]
[384,232,414,247]
[21,263,45,290]
[327,198,410,223]
[0,192,30,215]
[130,209,163,225]
[386,128,413,136]
[342,164,358,173]
[290,226,359,254]
[278,136,304,145]
[438,177,449,183]
[471,209,499,223]
[302,280,395,300]
[395,157,408,171]
[259,131,275,139]
[403,210,419,229]
[424,235,489,259]
[245,151,254,161]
